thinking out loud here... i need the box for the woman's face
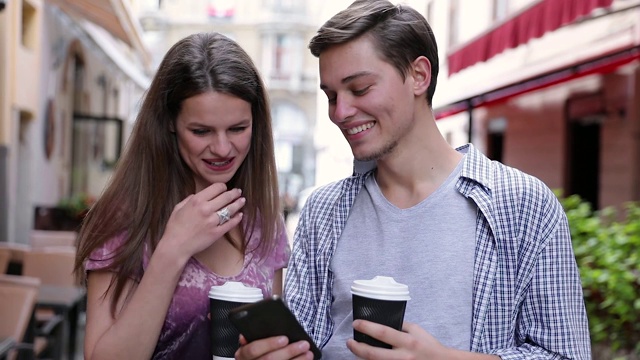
[175,91,253,192]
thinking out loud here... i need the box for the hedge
[559,194,640,355]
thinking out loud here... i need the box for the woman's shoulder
[84,232,128,270]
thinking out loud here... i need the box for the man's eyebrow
[320,71,373,90]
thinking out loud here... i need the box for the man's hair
[309,0,439,106]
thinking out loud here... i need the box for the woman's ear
[169,121,176,133]
[411,56,431,96]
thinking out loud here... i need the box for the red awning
[435,45,640,119]
[446,0,614,76]
[47,0,151,66]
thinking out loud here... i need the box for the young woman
[74,32,289,360]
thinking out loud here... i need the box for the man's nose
[333,94,357,122]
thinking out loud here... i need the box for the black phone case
[228,295,322,359]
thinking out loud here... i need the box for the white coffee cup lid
[351,276,411,301]
[208,281,263,302]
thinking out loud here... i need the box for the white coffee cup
[351,276,410,348]
[209,282,263,360]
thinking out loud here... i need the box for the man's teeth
[347,123,374,135]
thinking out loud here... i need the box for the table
[36,285,86,360]
[0,337,15,360]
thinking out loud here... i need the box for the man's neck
[374,122,463,209]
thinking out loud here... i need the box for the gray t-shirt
[323,158,477,359]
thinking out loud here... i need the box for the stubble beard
[355,139,398,162]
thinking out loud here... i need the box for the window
[21,0,37,49]
[207,0,236,19]
[263,33,303,84]
[492,0,509,21]
[263,0,303,13]
[274,34,288,79]
[445,132,453,145]
[426,1,433,25]
[448,0,459,47]
[487,117,506,162]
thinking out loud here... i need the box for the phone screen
[228,295,322,359]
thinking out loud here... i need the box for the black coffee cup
[351,276,410,348]
[209,282,263,359]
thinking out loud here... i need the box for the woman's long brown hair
[73,32,281,317]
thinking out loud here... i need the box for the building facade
[0,0,150,243]
[432,0,640,210]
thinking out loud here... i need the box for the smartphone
[228,295,322,359]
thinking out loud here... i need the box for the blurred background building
[432,0,640,211]
[1,0,639,244]
[0,0,150,244]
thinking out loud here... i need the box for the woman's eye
[230,126,248,133]
[191,129,209,135]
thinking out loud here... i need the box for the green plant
[57,193,96,218]
[558,193,640,355]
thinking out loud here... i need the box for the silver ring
[217,207,231,226]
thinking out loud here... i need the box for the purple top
[85,219,290,360]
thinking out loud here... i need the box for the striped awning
[46,0,150,66]
[447,0,614,76]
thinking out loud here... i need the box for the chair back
[22,248,77,287]
[0,242,31,265]
[29,230,78,248]
[0,248,10,274]
[0,274,41,360]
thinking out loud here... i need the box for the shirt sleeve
[491,199,591,359]
[84,233,127,272]
[284,210,325,346]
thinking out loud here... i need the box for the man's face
[318,36,418,162]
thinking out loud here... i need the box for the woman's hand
[160,182,245,261]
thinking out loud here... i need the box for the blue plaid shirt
[284,144,591,359]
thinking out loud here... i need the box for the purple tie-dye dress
[85,219,290,360]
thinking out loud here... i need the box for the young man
[236,0,591,359]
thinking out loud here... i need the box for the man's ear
[411,56,431,96]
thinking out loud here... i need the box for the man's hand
[347,320,448,359]
[347,321,500,360]
[235,335,315,360]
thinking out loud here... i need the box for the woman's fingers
[215,196,246,226]
[173,194,194,212]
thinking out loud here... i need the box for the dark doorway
[487,132,504,162]
[567,120,601,209]
[487,117,506,162]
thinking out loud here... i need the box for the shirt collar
[456,143,494,192]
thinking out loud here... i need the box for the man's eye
[324,91,337,105]
[353,86,371,96]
